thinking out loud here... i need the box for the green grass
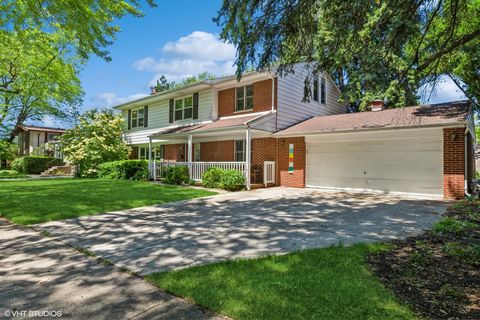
[146,243,416,320]
[0,179,216,225]
[0,170,28,179]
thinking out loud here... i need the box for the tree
[0,0,156,61]
[152,72,217,93]
[0,140,17,161]
[60,110,129,177]
[0,29,83,141]
[215,0,480,110]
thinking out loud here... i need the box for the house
[114,64,476,199]
[14,125,65,157]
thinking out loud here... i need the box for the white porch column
[245,128,251,190]
[187,134,193,178]
[148,137,153,179]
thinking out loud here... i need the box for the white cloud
[133,31,236,86]
[420,76,466,104]
[94,92,148,108]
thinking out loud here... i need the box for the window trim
[174,95,194,121]
[234,139,246,162]
[313,78,319,102]
[130,107,145,128]
[235,85,254,112]
[139,146,164,160]
[320,76,327,105]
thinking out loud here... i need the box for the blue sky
[42,1,466,127]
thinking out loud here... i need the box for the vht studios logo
[3,309,62,318]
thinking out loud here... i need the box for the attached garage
[274,101,475,199]
[305,128,443,196]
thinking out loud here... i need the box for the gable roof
[274,101,471,136]
[17,125,66,133]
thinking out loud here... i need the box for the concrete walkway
[0,220,223,320]
[36,188,449,275]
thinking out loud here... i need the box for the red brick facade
[200,141,235,161]
[443,127,465,199]
[251,138,277,184]
[164,144,187,161]
[218,79,277,117]
[276,137,306,188]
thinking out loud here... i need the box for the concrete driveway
[36,188,448,275]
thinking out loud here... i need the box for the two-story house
[115,63,475,199]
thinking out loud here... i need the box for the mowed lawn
[147,244,416,320]
[0,179,216,225]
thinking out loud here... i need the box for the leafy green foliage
[98,160,149,180]
[0,179,216,225]
[164,166,189,185]
[0,170,27,179]
[216,0,480,109]
[11,156,63,174]
[202,167,224,189]
[153,72,217,93]
[0,140,17,160]
[432,217,477,235]
[60,110,129,177]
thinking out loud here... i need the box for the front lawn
[0,169,28,179]
[0,179,216,225]
[146,243,415,320]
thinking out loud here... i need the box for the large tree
[215,0,480,110]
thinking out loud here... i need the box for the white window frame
[235,140,246,162]
[131,108,145,128]
[313,78,319,102]
[139,147,148,160]
[320,76,327,105]
[194,143,201,161]
[174,95,194,121]
[235,85,254,112]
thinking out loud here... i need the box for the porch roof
[149,112,271,138]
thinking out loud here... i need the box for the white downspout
[269,75,275,111]
[187,134,193,179]
[464,128,471,196]
[245,127,251,190]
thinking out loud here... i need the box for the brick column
[277,137,306,188]
[443,127,465,199]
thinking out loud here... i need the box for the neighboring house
[14,125,65,157]
[114,64,475,199]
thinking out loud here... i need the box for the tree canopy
[152,72,217,93]
[215,0,480,110]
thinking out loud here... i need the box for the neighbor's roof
[149,112,269,137]
[17,125,66,133]
[274,101,471,136]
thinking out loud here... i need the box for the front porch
[146,126,277,189]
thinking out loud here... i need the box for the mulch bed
[367,200,480,319]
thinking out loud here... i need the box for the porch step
[40,165,75,176]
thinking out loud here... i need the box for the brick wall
[200,141,235,161]
[164,144,186,161]
[443,127,465,199]
[277,137,306,188]
[217,79,277,117]
[251,137,277,184]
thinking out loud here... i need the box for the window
[194,143,201,161]
[320,77,326,104]
[139,147,148,160]
[139,146,164,160]
[47,133,59,141]
[174,96,193,121]
[313,78,319,102]
[235,140,246,161]
[131,108,144,128]
[235,85,254,111]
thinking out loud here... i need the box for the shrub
[202,167,224,188]
[11,156,63,174]
[219,169,246,191]
[98,160,149,180]
[202,167,246,191]
[164,166,189,185]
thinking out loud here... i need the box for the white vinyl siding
[276,63,346,130]
[305,128,443,196]
[122,90,214,144]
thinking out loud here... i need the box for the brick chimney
[370,100,385,111]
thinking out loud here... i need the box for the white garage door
[306,128,443,196]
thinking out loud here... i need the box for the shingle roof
[18,125,66,133]
[274,101,471,136]
[150,112,269,137]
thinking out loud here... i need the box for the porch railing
[151,161,247,182]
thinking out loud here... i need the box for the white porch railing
[263,161,275,187]
[151,161,247,182]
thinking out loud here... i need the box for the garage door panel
[306,130,443,195]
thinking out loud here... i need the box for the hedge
[164,166,189,185]
[202,167,246,191]
[97,160,149,180]
[12,156,63,174]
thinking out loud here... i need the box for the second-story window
[320,77,326,104]
[312,76,327,104]
[313,78,319,102]
[235,85,254,112]
[174,96,193,121]
[131,108,144,128]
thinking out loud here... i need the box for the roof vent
[370,100,385,111]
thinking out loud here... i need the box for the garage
[305,128,444,196]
